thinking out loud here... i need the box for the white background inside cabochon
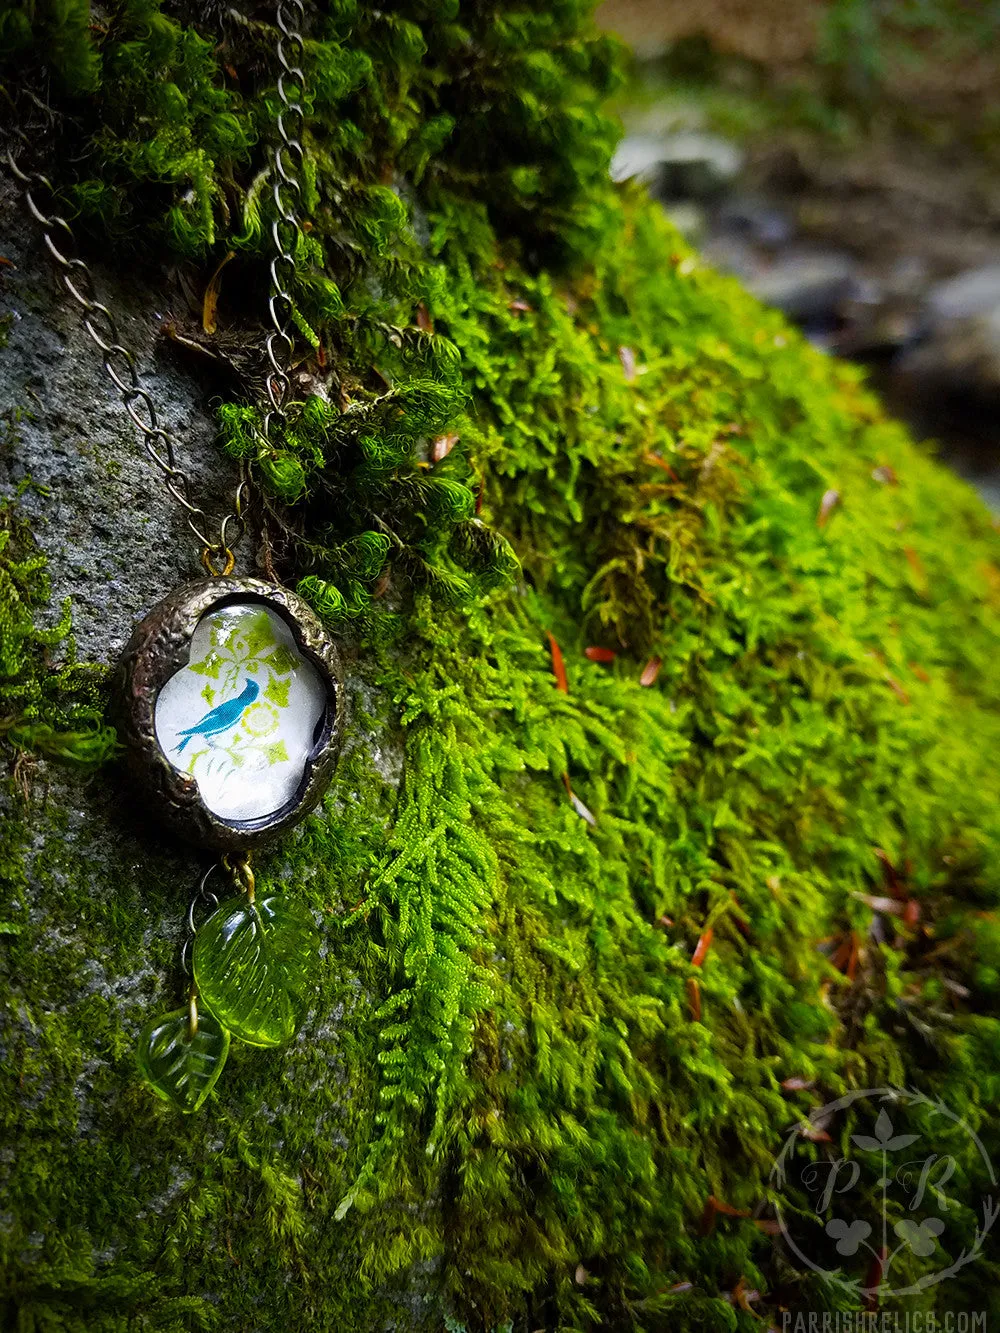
[154,601,327,822]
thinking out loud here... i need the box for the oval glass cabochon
[154,602,327,821]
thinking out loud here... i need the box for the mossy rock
[2,3,1000,1329]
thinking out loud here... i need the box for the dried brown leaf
[817,488,841,528]
[202,250,235,335]
[780,1076,814,1092]
[904,545,929,597]
[692,926,713,968]
[431,433,459,463]
[644,453,680,480]
[886,675,910,704]
[547,633,568,693]
[639,656,661,687]
[798,1120,833,1143]
[561,772,596,826]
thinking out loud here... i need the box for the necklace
[7,1,341,1112]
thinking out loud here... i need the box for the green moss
[0,491,117,765]
[3,1,1000,1330]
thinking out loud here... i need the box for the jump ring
[103,348,141,395]
[201,545,236,577]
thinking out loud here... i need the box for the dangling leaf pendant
[137,893,318,1112]
[138,1008,230,1114]
[193,895,320,1047]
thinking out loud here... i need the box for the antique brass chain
[6,142,249,563]
[4,0,311,570]
[262,0,309,442]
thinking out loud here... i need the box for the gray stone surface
[927,264,1000,322]
[742,249,862,323]
[0,175,241,662]
[0,173,247,979]
[610,131,743,200]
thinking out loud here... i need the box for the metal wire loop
[82,305,118,350]
[267,384,289,417]
[219,513,244,552]
[271,219,299,257]
[42,230,75,270]
[121,388,160,435]
[102,347,140,394]
[146,440,178,476]
[272,184,299,215]
[187,869,221,936]
[182,865,222,976]
[166,475,198,510]
[276,109,306,146]
[276,136,306,166]
[277,25,305,57]
[223,854,256,904]
[201,545,236,577]
[268,282,293,313]
[276,70,306,101]
[5,147,32,185]
[276,1,306,38]
[63,263,100,311]
[267,329,294,369]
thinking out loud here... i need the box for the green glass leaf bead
[192,895,320,1047]
[137,1007,230,1114]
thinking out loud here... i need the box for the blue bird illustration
[174,678,260,753]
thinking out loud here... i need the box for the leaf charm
[193,895,319,1047]
[137,1007,230,1113]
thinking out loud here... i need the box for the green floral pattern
[181,609,296,773]
[154,604,327,822]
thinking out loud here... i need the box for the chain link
[4,0,310,567]
[260,0,309,446]
[180,864,222,977]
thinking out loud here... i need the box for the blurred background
[595,0,1000,510]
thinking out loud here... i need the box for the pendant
[121,579,339,1111]
[116,577,342,852]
